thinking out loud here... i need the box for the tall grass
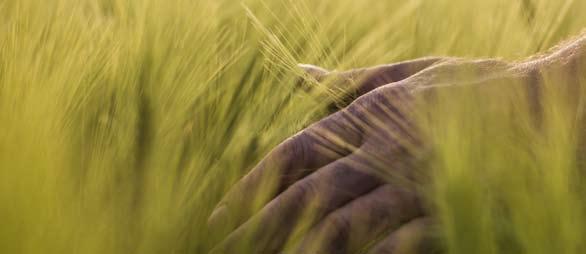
[423,73,586,254]
[1,0,586,253]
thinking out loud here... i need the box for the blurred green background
[1,0,586,253]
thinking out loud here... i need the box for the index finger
[300,57,448,110]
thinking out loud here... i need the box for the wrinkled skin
[209,34,586,254]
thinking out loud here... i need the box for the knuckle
[353,85,410,108]
[277,131,311,166]
[325,212,352,233]
[345,86,412,128]
[312,111,363,151]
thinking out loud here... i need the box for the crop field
[1,0,586,253]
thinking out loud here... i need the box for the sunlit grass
[1,0,586,253]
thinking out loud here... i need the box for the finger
[367,217,440,254]
[338,57,448,97]
[297,64,330,82]
[210,152,384,254]
[208,109,364,229]
[340,85,424,184]
[311,57,447,110]
[300,57,448,94]
[291,184,422,254]
[295,64,330,93]
[297,58,447,112]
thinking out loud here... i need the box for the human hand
[208,58,450,254]
[207,33,586,253]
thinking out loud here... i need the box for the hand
[208,57,450,254]
[208,57,525,254]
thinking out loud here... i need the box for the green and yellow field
[1,0,586,253]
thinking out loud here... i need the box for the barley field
[1,0,586,253]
